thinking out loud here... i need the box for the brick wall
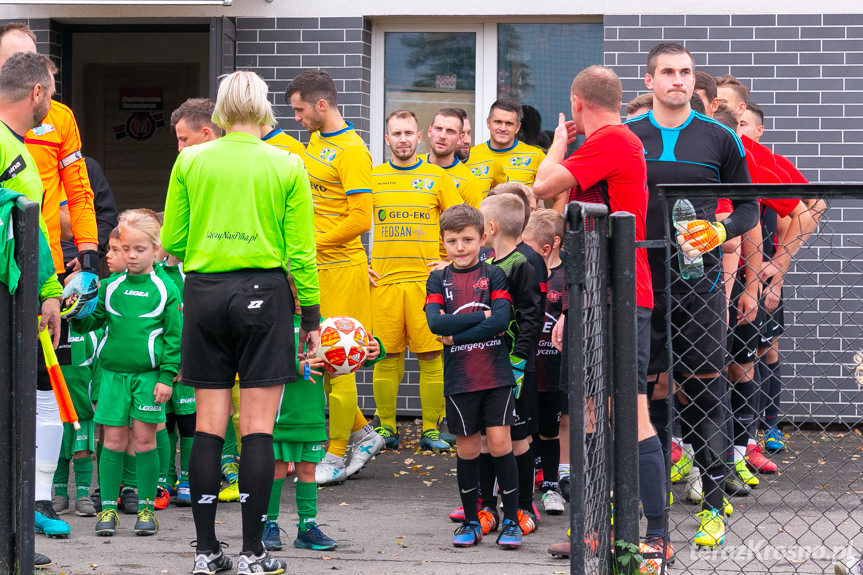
[0,18,64,100]
[606,15,863,423]
[235,17,371,146]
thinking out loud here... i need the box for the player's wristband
[77,249,100,274]
[300,304,320,332]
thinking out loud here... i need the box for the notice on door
[115,88,165,142]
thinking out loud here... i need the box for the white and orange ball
[316,316,369,376]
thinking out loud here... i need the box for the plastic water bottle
[672,199,704,279]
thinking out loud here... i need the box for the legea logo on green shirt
[319,147,337,162]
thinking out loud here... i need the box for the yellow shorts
[371,281,442,354]
[319,262,371,331]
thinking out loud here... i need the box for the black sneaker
[723,474,751,497]
[34,552,52,569]
[91,487,102,513]
[95,508,119,536]
[236,550,286,575]
[134,509,158,536]
[293,522,338,551]
[191,545,232,575]
[121,487,138,515]
[559,475,571,502]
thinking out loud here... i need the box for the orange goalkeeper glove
[677,220,727,258]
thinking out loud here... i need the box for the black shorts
[182,269,295,389]
[636,306,651,395]
[726,279,765,366]
[537,391,562,437]
[560,391,569,415]
[648,289,727,376]
[759,297,784,347]
[512,371,538,440]
[446,386,516,437]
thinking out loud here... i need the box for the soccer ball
[316,316,369,376]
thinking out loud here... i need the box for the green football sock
[122,452,137,489]
[99,447,124,511]
[268,478,285,521]
[296,481,317,531]
[167,430,178,486]
[180,436,194,482]
[156,427,170,488]
[95,441,103,468]
[53,454,70,498]
[73,456,93,499]
[135,448,159,511]
[222,420,238,464]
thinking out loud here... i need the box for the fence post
[609,212,640,571]
[0,197,39,575]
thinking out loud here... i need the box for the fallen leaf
[426,465,434,470]
[321,555,331,560]
[331,567,341,571]
[404,458,414,465]
[396,535,405,539]
[400,471,408,475]
[421,450,433,456]
[339,502,350,506]
[215,520,225,524]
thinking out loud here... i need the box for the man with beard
[426,108,482,208]
[454,108,472,163]
[0,50,64,571]
[369,109,462,454]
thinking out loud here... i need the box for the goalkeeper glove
[677,220,726,258]
[61,250,100,319]
[510,355,526,399]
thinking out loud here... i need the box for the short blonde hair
[118,209,161,248]
[212,71,275,130]
[480,193,525,239]
[488,182,535,230]
[524,208,564,251]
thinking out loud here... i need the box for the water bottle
[672,199,704,279]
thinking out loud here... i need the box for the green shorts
[166,382,197,415]
[94,369,165,426]
[60,419,95,458]
[273,441,326,464]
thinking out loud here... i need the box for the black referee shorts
[182,268,295,389]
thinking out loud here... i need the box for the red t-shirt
[773,154,809,184]
[562,124,653,309]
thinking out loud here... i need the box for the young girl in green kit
[71,209,182,537]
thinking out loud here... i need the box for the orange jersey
[26,100,97,273]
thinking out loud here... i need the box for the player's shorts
[445,385,516,437]
[759,296,784,347]
[60,419,95,458]
[511,371,538,441]
[60,364,96,420]
[371,282,442,354]
[318,262,371,331]
[648,289,727,376]
[273,440,326,464]
[537,391,562,438]
[636,306,651,395]
[726,279,765,366]
[183,268,295,389]
[94,369,165,426]
[165,382,196,415]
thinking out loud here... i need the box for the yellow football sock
[231,379,241,454]
[351,407,368,434]
[325,372,358,458]
[372,354,405,432]
[418,356,444,433]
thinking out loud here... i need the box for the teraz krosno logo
[378,209,387,222]
[319,147,337,162]
[510,156,532,167]
[411,178,435,191]
[471,165,490,177]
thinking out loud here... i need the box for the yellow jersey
[370,158,462,285]
[426,154,482,208]
[467,139,546,187]
[303,122,372,268]
[262,128,305,156]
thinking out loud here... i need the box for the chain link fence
[657,184,863,575]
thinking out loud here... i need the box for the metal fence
[565,202,640,575]
[656,184,863,575]
[0,196,39,575]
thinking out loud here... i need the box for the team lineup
[0,19,835,574]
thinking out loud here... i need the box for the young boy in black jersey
[479,194,543,535]
[425,204,523,549]
[521,209,566,516]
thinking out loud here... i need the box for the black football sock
[537,437,560,492]
[516,449,535,511]
[189,431,223,554]
[648,398,670,457]
[478,452,497,510]
[765,361,782,428]
[492,452,519,523]
[731,378,758,450]
[639,436,667,538]
[238,433,275,555]
[457,457,480,524]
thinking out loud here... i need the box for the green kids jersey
[71,270,182,386]
[156,259,185,297]
[61,327,101,420]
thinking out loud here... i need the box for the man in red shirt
[533,65,671,566]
